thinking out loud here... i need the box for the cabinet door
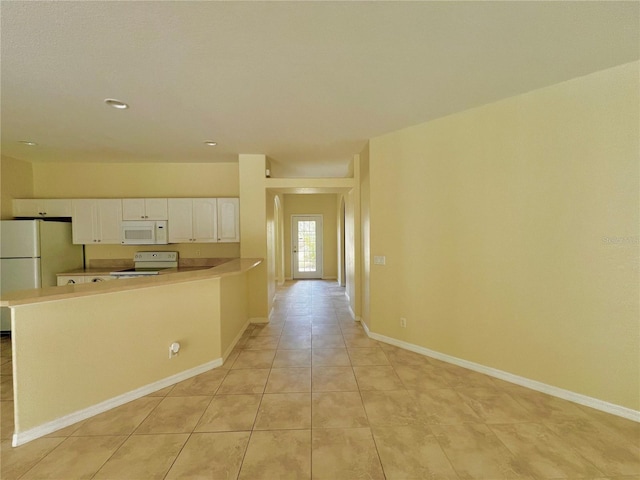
[217,198,240,242]
[97,200,123,244]
[193,199,217,242]
[144,198,168,220]
[72,200,99,244]
[168,199,194,243]
[13,199,72,217]
[42,199,72,217]
[13,199,40,217]
[122,199,146,220]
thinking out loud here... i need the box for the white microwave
[121,221,168,245]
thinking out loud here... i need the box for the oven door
[121,221,157,245]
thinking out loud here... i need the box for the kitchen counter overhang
[1,258,262,307]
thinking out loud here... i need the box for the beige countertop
[1,258,262,307]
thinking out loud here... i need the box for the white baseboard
[222,320,251,363]
[250,317,269,324]
[322,276,337,280]
[13,358,223,447]
[347,304,361,322]
[362,324,640,423]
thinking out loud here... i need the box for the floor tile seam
[13,436,67,480]
[487,421,585,479]
[159,431,194,480]
[423,423,468,480]
[485,421,607,477]
[351,387,388,479]
[536,420,616,475]
[86,431,143,480]
[185,393,220,436]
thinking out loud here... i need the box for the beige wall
[283,194,338,280]
[239,154,269,321]
[220,273,249,357]
[367,61,640,410]
[1,155,33,219]
[32,162,239,198]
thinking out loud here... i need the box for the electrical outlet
[373,255,386,265]
[195,250,201,257]
[400,317,407,328]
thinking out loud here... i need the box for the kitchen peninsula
[1,258,262,446]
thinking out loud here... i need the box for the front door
[292,215,323,279]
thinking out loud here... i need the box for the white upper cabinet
[193,198,218,242]
[122,198,168,220]
[13,199,72,218]
[72,199,122,244]
[217,198,240,242]
[168,198,218,243]
[167,199,194,243]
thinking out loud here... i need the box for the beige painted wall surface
[1,156,33,219]
[283,194,337,279]
[220,273,249,357]
[32,162,239,198]
[239,154,269,321]
[12,279,221,432]
[368,62,640,410]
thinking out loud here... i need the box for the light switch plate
[373,255,386,265]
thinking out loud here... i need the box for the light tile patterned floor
[1,280,639,479]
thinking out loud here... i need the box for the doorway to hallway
[292,215,323,279]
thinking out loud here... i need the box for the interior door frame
[291,214,323,279]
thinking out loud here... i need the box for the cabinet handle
[67,279,76,284]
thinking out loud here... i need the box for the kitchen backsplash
[84,243,240,266]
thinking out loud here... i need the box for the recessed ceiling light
[104,98,129,109]
[19,141,37,146]
[204,141,217,146]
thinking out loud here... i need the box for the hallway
[1,280,638,479]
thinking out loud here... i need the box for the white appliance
[0,220,84,332]
[121,220,168,245]
[110,251,178,278]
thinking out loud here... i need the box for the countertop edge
[1,258,263,307]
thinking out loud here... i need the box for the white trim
[12,359,223,447]
[347,304,361,322]
[250,317,269,324]
[322,276,337,280]
[222,320,251,363]
[364,326,640,423]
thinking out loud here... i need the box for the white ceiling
[1,1,638,177]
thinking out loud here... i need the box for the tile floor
[1,280,639,479]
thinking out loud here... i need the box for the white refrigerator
[1,220,84,332]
